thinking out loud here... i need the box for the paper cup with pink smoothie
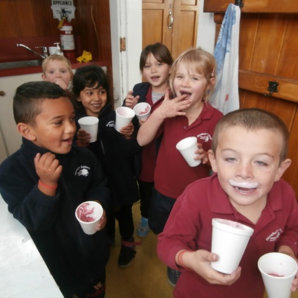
[133,102,151,121]
[75,201,103,235]
[258,252,298,298]
[211,218,254,274]
[115,106,135,132]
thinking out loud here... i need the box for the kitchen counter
[0,60,108,77]
[0,196,63,298]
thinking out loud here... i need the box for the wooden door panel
[277,16,298,78]
[285,114,298,193]
[172,10,197,58]
[143,0,165,3]
[205,0,298,196]
[250,15,287,74]
[239,70,298,103]
[143,10,165,46]
[142,0,198,58]
[142,1,172,49]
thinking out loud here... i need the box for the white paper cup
[211,218,254,274]
[176,136,200,167]
[78,116,99,143]
[115,106,135,132]
[133,102,151,121]
[258,252,298,298]
[75,201,103,235]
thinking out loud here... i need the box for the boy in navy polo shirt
[157,108,298,298]
[0,81,110,298]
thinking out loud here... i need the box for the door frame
[109,0,142,106]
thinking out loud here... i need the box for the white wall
[196,0,216,53]
[109,0,142,106]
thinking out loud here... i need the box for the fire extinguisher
[59,17,76,62]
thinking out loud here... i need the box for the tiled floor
[105,201,173,298]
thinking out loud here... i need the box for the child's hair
[72,65,113,109]
[212,108,289,161]
[42,54,73,76]
[13,81,68,125]
[139,42,173,71]
[169,47,216,101]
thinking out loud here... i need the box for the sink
[0,59,42,70]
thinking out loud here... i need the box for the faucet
[16,43,48,59]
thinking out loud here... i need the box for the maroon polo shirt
[154,103,223,198]
[158,174,298,298]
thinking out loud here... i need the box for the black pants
[138,180,154,219]
[148,188,176,234]
[106,203,134,241]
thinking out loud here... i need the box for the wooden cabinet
[142,0,199,59]
[205,0,298,196]
[0,0,112,73]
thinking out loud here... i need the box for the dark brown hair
[13,81,68,124]
[139,43,173,71]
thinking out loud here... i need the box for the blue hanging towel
[210,3,241,114]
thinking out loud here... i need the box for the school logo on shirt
[75,165,90,177]
[266,228,283,242]
[197,132,212,142]
[106,120,115,128]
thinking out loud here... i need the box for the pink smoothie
[76,202,95,222]
[268,272,284,277]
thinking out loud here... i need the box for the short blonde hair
[169,47,216,102]
[42,54,73,78]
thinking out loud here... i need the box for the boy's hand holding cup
[76,128,91,147]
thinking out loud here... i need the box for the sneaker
[118,240,137,268]
[167,267,181,287]
[136,217,150,237]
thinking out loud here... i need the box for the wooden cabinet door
[238,13,298,196]
[142,0,199,59]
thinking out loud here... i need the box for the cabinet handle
[168,9,174,29]
[0,91,5,96]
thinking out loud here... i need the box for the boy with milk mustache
[157,108,298,298]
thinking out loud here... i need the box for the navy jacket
[0,138,110,296]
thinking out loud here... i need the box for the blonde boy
[158,108,298,298]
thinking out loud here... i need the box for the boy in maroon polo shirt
[157,108,298,298]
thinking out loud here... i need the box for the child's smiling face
[77,84,107,117]
[42,60,73,89]
[27,97,76,154]
[142,53,171,92]
[209,125,291,212]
